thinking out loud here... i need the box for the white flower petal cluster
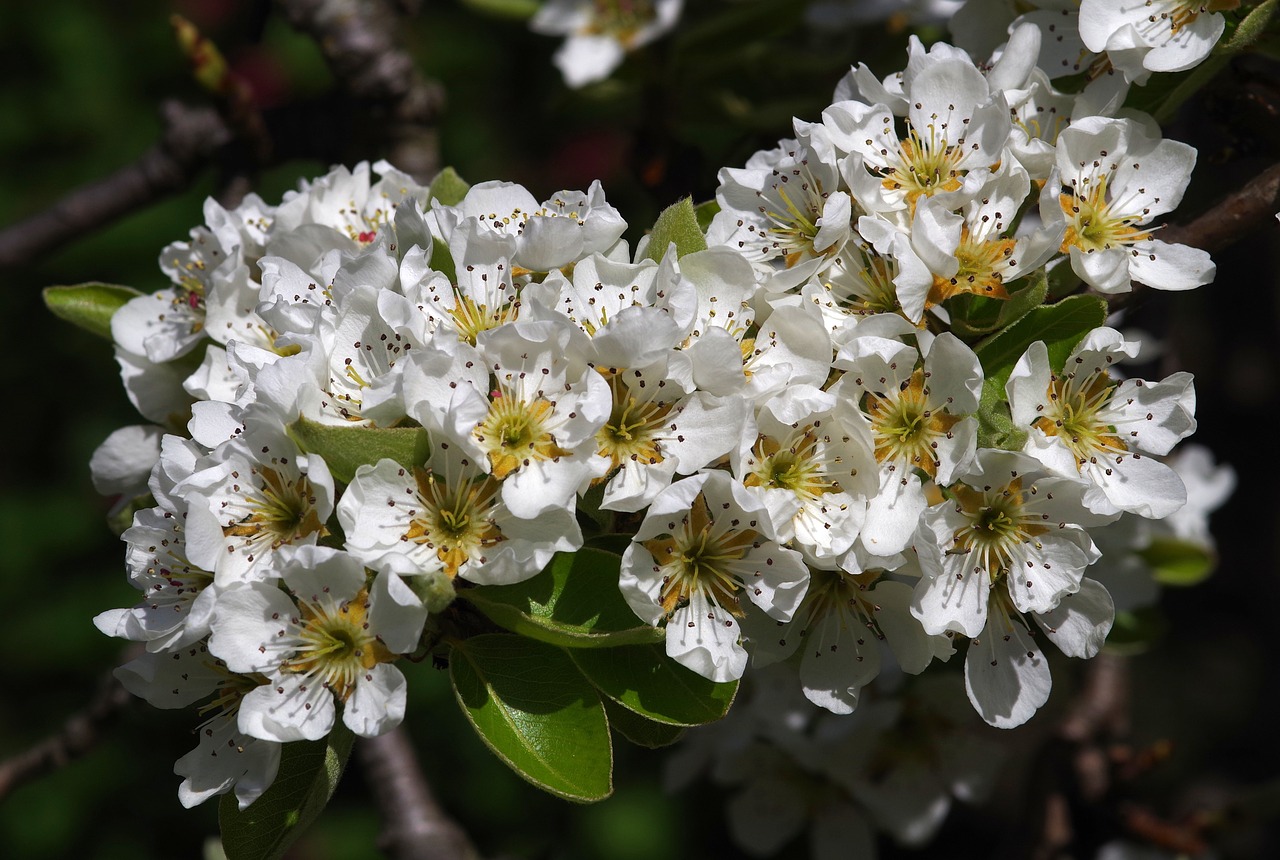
[531,0,684,88]
[92,10,1228,815]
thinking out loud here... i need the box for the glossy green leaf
[1140,538,1217,587]
[602,699,686,749]
[570,644,737,726]
[42,282,142,341]
[450,634,613,801]
[285,416,431,485]
[427,166,471,207]
[643,197,707,263]
[218,723,354,860]
[973,294,1108,388]
[462,549,665,649]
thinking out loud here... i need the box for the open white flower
[620,471,810,682]
[1078,0,1230,82]
[531,0,684,88]
[208,545,426,742]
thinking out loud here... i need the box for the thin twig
[358,726,480,860]
[0,668,134,800]
[0,101,231,272]
[274,0,445,182]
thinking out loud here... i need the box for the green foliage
[218,723,355,860]
[1141,537,1217,587]
[1105,606,1170,656]
[462,549,666,649]
[570,644,737,727]
[427,166,472,207]
[948,269,1048,341]
[643,197,708,263]
[601,699,687,749]
[42,283,140,341]
[285,416,432,485]
[450,634,614,801]
[458,0,540,20]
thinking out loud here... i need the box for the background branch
[0,669,133,801]
[358,726,480,860]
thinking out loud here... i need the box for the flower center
[474,388,572,479]
[1033,369,1128,469]
[930,229,1017,304]
[879,126,967,210]
[448,288,519,346]
[865,371,958,478]
[402,467,506,578]
[744,426,838,500]
[282,588,394,702]
[221,467,329,553]
[760,163,832,267]
[587,0,657,45]
[595,372,672,470]
[642,492,759,618]
[949,482,1048,582]
[1058,173,1151,254]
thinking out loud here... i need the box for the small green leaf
[643,197,707,263]
[450,634,613,801]
[976,377,1028,452]
[286,416,431,485]
[462,549,665,649]
[1140,537,1217,587]
[42,283,142,341]
[693,199,721,233]
[973,294,1108,389]
[218,723,355,860]
[427,166,471,207]
[948,269,1049,341]
[570,644,737,726]
[602,699,686,749]
[457,0,540,20]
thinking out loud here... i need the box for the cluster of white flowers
[90,4,1231,819]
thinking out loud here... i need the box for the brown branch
[358,726,480,860]
[0,669,134,800]
[0,101,231,272]
[274,0,445,182]
[1110,158,1280,311]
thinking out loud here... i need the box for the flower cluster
[91,15,1224,816]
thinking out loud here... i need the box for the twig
[0,668,134,800]
[0,101,231,272]
[274,0,445,182]
[1111,158,1280,310]
[357,726,480,860]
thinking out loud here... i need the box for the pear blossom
[208,545,427,742]
[1078,0,1232,82]
[531,0,684,88]
[620,471,810,682]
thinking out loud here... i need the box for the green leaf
[462,549,666,649]
[218,723,355,860]
[643,197,707,263]
[693,199,721,233]
[973,294,1108,389]
[602,699,686,749]
[42,282,142,341]
[457,0,540,20]
[450,634,613,801]
[570,644,737,726]
[427,166,471,207]
[1140,537,1217,587]
[285,416,431,485]
[976,376,1028,452]
[948,269,1049,341]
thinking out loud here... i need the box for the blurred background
[1,1,1278,858]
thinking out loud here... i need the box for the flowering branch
[357,727,480,860]
[0,669,133,800]
[0,101,230,271]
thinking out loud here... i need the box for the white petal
[1034,578,1114,658]
[964,618,1051,728]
